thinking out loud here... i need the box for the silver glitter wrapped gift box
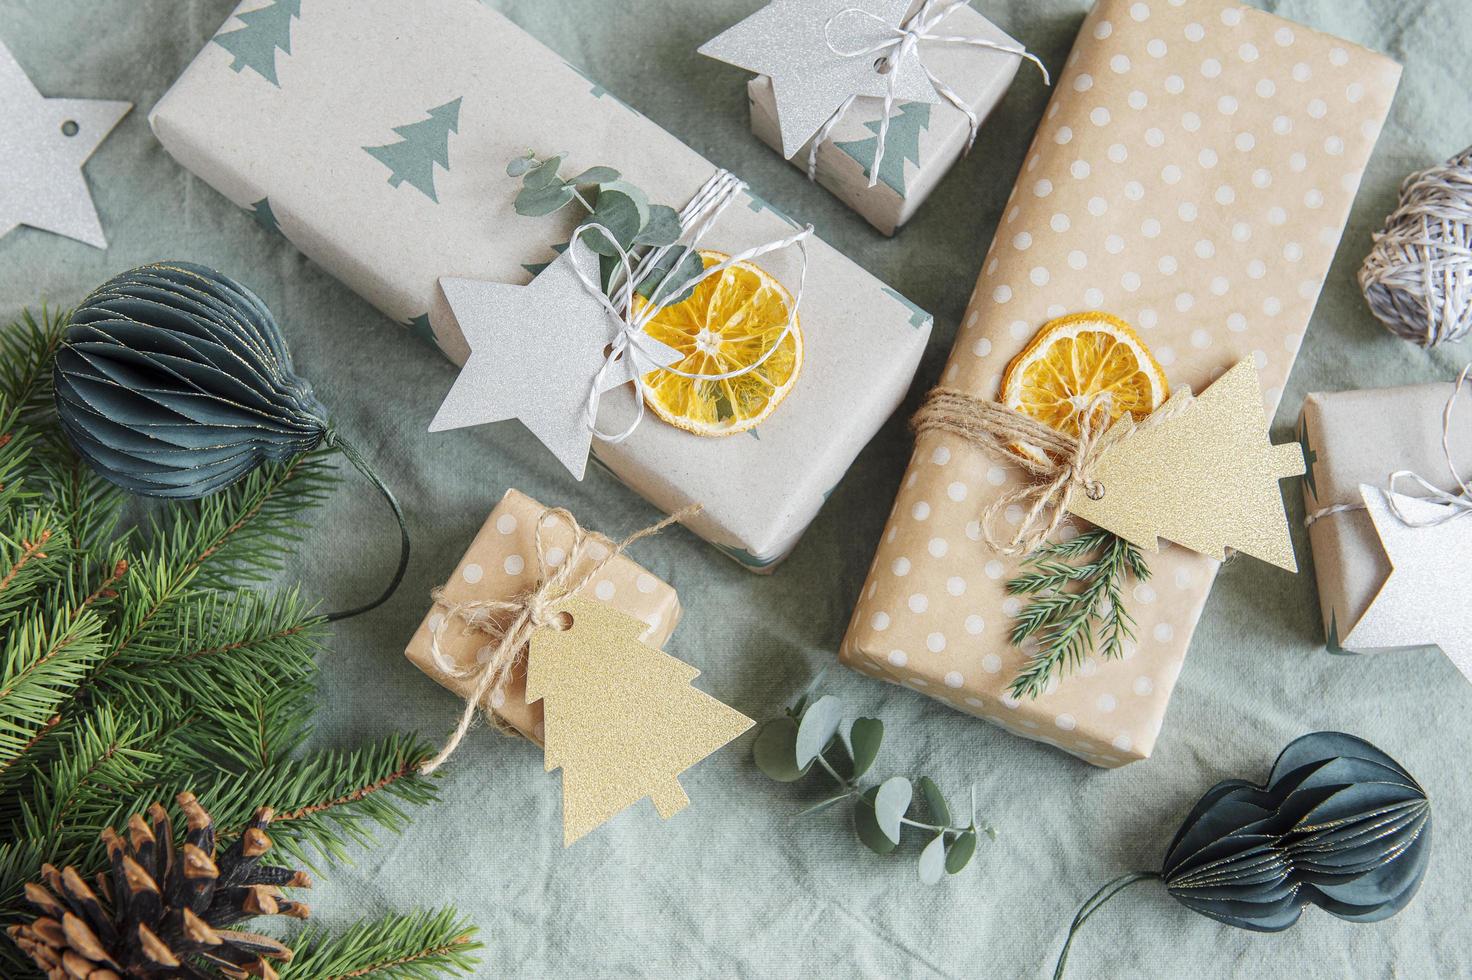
[149,0,933,572]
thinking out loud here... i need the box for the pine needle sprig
[280,908,483,979]
[1006,529,1150,700]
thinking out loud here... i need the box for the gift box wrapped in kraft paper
[840,0,1400,767]
[405,489,682,745]
[149,0,932,573]
[1300,382,1472,664]
[741,3,1028,235]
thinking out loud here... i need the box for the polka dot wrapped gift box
[405,489,681,745]
[840,0,1401,767]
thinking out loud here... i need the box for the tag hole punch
[873,56,892,75]
[1086,482,1106,501]
[550,610,574,632]
[61,120,79,137]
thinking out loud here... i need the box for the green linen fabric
[1,1,1467,976]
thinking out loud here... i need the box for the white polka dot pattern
[404,489,682,747]
[838,0,1399,769]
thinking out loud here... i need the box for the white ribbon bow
[568,169,813,444]
[813,0,1048,188]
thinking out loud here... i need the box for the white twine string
[812,0,1048,187]
[1304,363,1472,527]
[569,169,813,444]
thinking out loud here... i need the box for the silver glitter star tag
[1345,486,1472,684]
[699,0,939,158]
[429,240,681,480]
[0,41,131,248]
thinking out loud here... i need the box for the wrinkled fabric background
[2,1,1468,976]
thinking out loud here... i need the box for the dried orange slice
[999,312,1169,464]
[634,250,802,436]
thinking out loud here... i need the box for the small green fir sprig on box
[753,680,994,884]
[1006,528,1150,700]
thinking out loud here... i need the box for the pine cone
[8,792,310,980]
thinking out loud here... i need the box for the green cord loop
[322,430,411,622]
[1052,871,1161,980]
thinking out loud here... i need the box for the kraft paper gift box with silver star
[1299,381,1472,682]
[838,0,1400,768]
[148,0,932,572]
[703,0,1032,236]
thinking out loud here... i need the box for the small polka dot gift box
[841,0,1401,767]
[405,489,682,745]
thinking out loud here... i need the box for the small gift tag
[1069,358,1306,571]
[1,40,131,248]
[1345,486,1472,681]
[527,596,754,845]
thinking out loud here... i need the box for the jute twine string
[912,386,1193,556]
[419,503,700,774]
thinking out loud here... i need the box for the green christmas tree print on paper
[364,98,463,202]
[836,101,931,198]
[247,197,280,234]
[213,0,301,87]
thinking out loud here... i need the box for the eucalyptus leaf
[874,776,912,845]
[918,834,947,885]
[506,154,535,177]
[752,717,807,782]
[596,180,651,226]
[571,165,621,185]
[919,776,951,828]
[523,156,564,189]
[634,204,682,247]
[795,695,844,769]
[514,183,575,217]
[945,829,978,874]
[582,185,647,256]
[854,787,898,855]
[848,717,883,779]
[636,247,705,306]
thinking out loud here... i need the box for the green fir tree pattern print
[363,99,463,202]
[836,102,931,198]
[213,0,301,87]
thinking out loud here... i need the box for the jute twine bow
[419,503,700,775]
[1305,362,1472,528]
[912,386,1192,556]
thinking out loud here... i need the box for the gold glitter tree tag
[526,596,754,846]
[1069,357,1305,571]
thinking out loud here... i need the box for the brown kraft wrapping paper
[405,489,682,745]
[840,0,1400,767]
[1300,383,1472,652]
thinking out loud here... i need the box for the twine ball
[1359,146,1472,348]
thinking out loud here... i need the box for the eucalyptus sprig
[507,151,704,303]
[753,682,994,884]
[1006,528,1151,700]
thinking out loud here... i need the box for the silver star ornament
[1345,485,1472,684]
[699,0,939,158]
[429,240,681,480]
[0,41,131,248]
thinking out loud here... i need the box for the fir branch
[0,308,65,423]
[279,908,483,979]
[0,597,107,773]
[206,733,440,868]
[1006,529,1150,700]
